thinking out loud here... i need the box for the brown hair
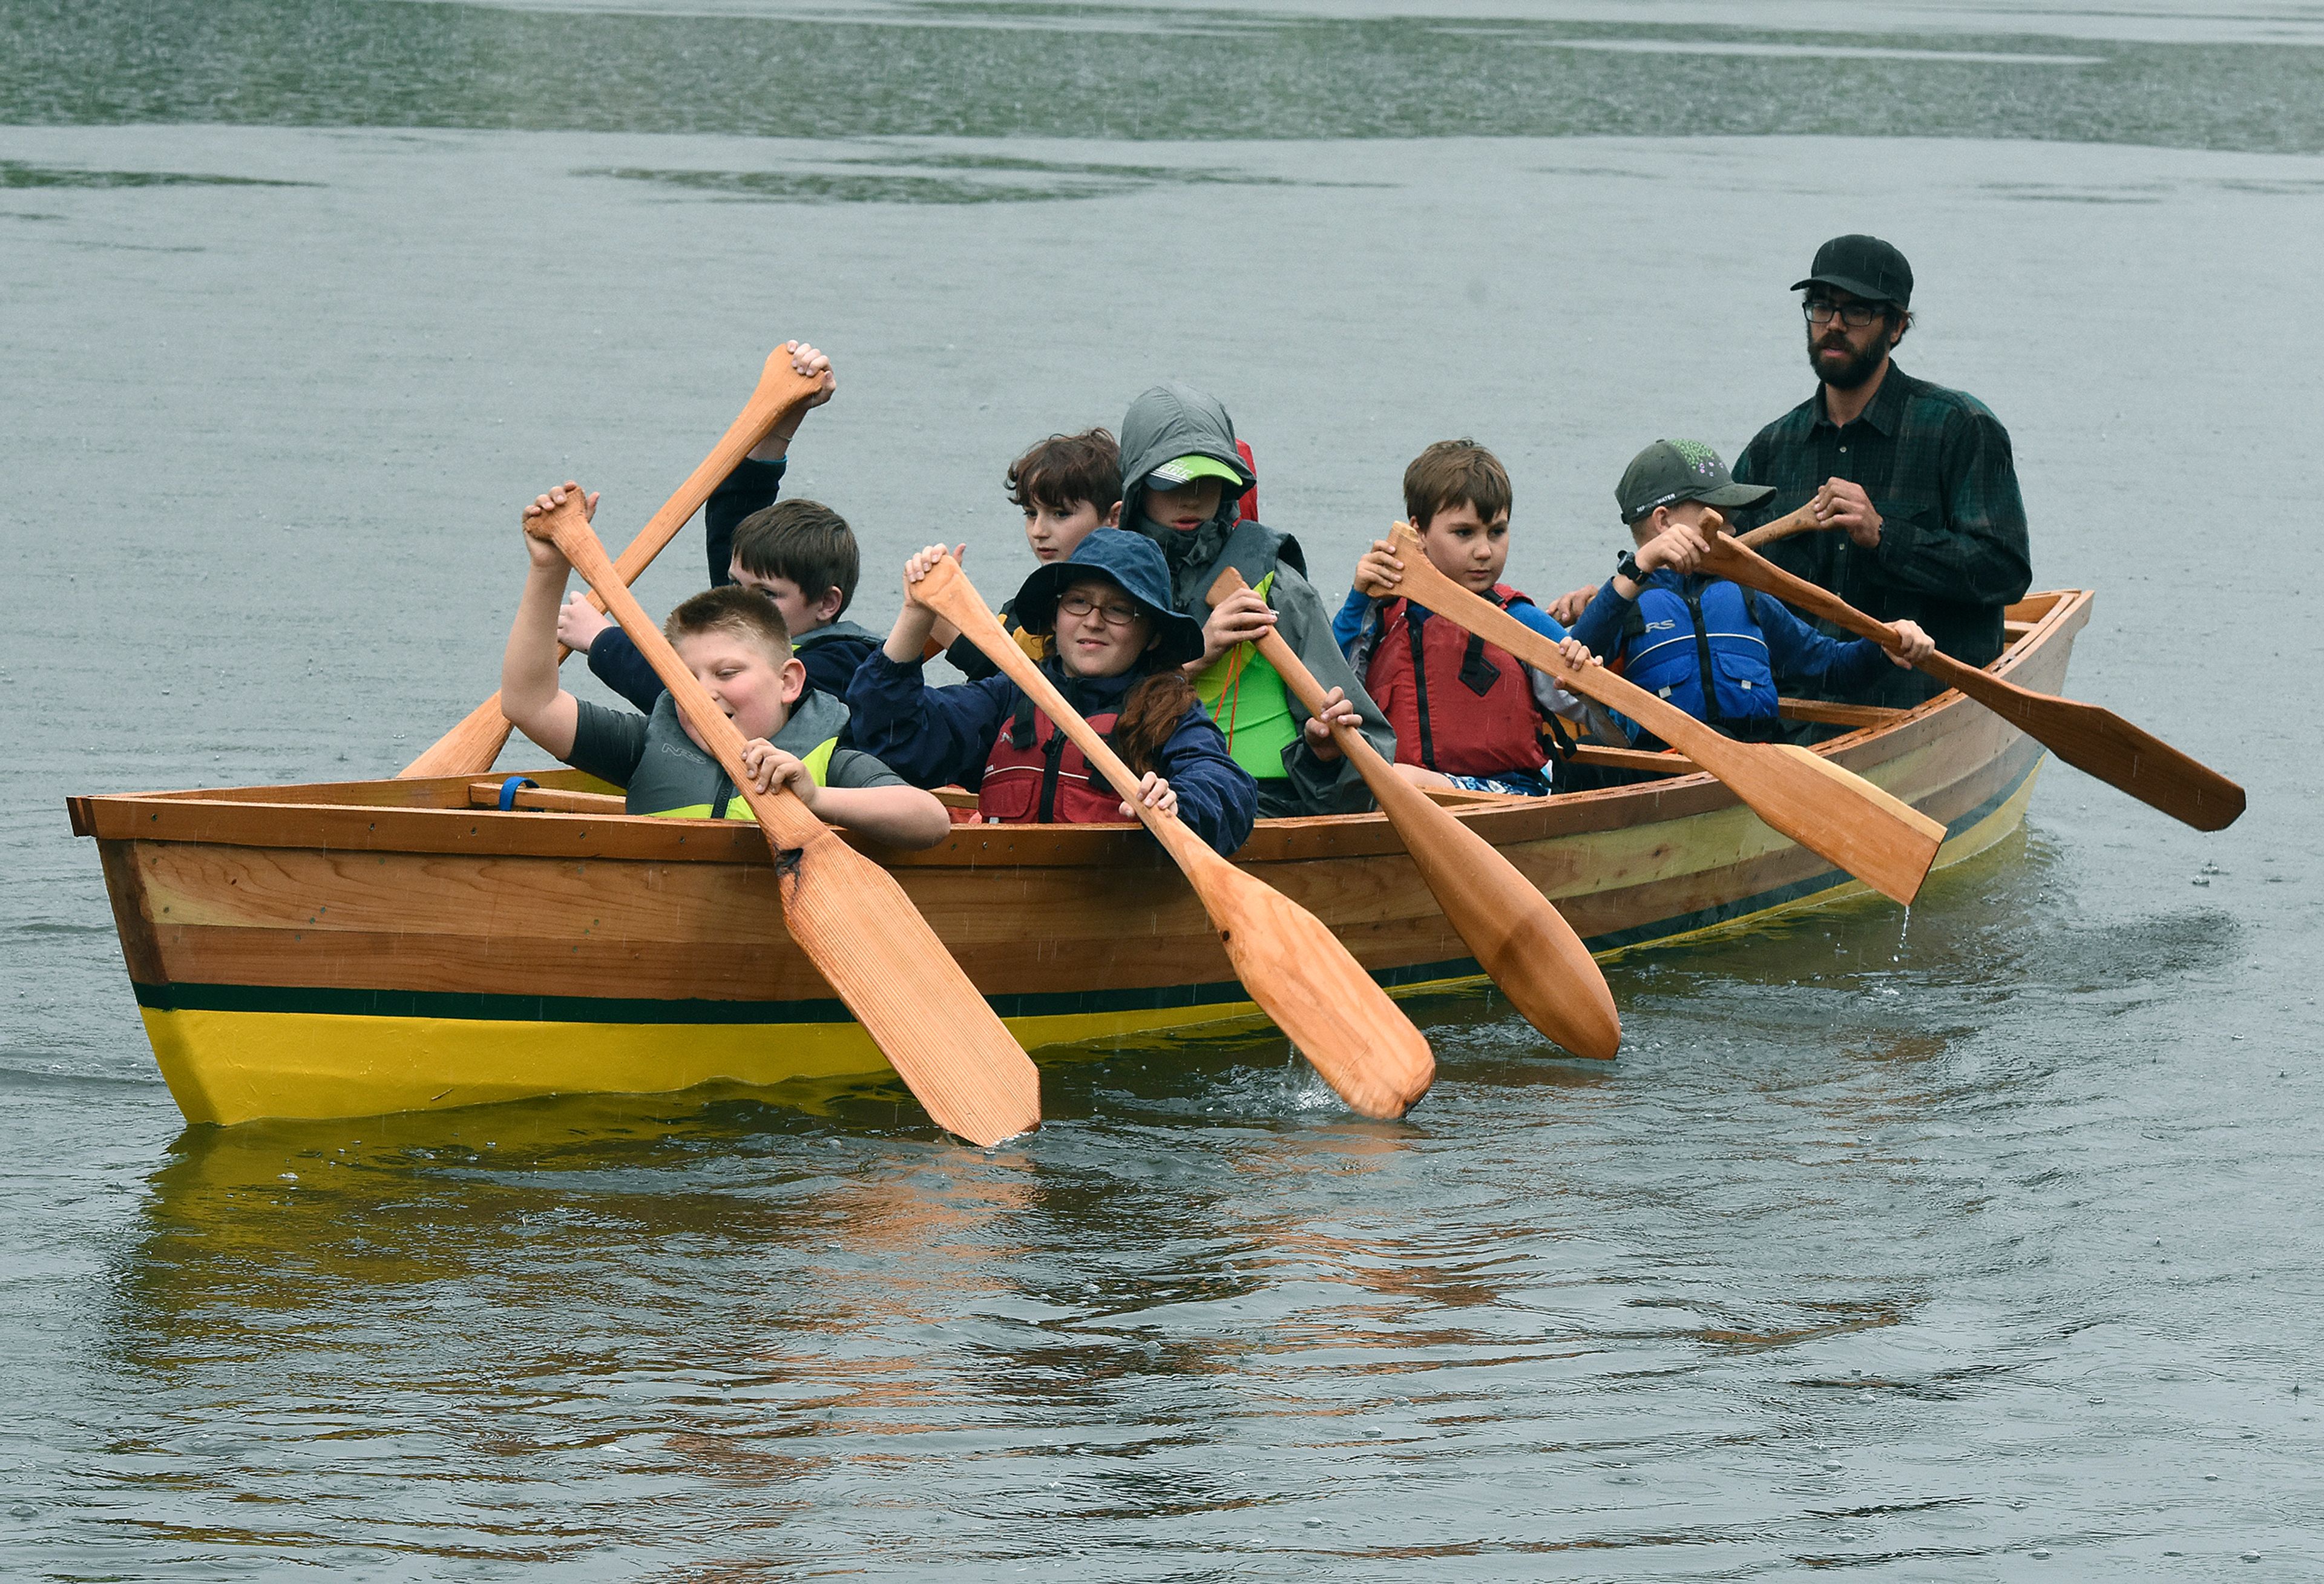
[731,499,859,617]
[1112,669,1200,778]
[664,585,794,666]
[1008,428,1122,515]
[1403,439,1512,532]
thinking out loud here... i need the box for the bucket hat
[1013,529,1207,669]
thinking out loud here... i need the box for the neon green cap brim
[1146,454,1244,488]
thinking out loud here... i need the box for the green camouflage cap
[1616,439,1775,524]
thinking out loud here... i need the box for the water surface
[3,2,2321,1577]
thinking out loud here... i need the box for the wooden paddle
[1735,501,1823,551]
[1695,512,2245,831]
[524,492,1040,1147]
[1207,568,1619,1061]
[401,344,826,778]
[1385,523,1944,906]
[911,554,1436,1120]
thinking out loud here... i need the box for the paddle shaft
[527,495,1041,1146]
[1385,524,1942,905]
[912,556,1436,1119]
[399,344,823,778]
[1696,521,2246,832]
[1209,568,1618,1060]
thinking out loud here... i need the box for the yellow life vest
[651,737,838,822]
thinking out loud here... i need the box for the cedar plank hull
[70,594,2090,1126]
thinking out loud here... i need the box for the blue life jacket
[1619,577,1781,741]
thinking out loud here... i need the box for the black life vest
[1364,586,1549,776]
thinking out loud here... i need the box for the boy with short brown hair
[501,485,945,847]
[1334,439,1589,797]
[943,427,1124,680]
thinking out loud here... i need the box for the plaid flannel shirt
[1730,363,2030,708]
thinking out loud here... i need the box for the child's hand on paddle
[1553,636,1599,671]
[1302,686,1362,762]
[1121,772,1177,821]
[789,341,836,409]
[740,740,816,806]
[1353,541,1404,597]
[1637,522,1710,576]
[1196,587,1276,668]
[899,543,954,609]
[556,591,612,652]
[1884,619,1935,667]
[519,481,596,568]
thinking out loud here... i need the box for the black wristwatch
[1615,551,1646,586]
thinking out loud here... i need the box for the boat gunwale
[67,590,2089,869]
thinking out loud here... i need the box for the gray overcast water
[3,2,2321,1578]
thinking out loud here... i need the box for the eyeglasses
[1057,593,1142,627]
[1804,298,1885,329]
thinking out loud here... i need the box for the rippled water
[4,2,2322,1577]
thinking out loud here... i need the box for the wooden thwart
[400,344,826,780]
[525,493,1041,1147]
[915,555,1436,1119]
[1385,523,1943,905]
[1697,517,2244,832]
[1208,567,1618,1060]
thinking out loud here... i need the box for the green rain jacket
[1118,383,1395,817]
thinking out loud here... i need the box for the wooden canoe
[67,593,2090,1128]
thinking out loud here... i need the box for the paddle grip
[528,495,822,847]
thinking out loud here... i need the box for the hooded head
[1117,383,1257,567]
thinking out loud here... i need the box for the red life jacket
[977,694,1126,824]
[1234,438,1259,524]
[1364,587,1548,776]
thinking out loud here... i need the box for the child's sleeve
[798,636,875,700]
[703,456,787,587]
[1155,708,1259,856]
[562,701,651,789]
[821,749,908,789]
[1330,585,1374,653]
[1565,578,1629,662]
[844,652,1013,788]
[582,629,669,714]
[1755,594,1891,698]
[1508,599,1569,645]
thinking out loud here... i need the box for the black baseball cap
[1617,439,1774,525]
[1793,234,1913,309]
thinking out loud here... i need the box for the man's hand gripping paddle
[913,553,1435,1120]
[1696,511,2244,832]
[1207,568,1619,1060]
[402,344,826,778]
[524,493,1040,1147]
[1385,522,1944,905]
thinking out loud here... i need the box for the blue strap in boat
[496,776,538,811]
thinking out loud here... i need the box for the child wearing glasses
[847,530,1258,854]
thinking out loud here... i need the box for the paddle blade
[778,827,1041,1148]
[1966,684,2244,832]
[1749,743,1944,905]
[1410,818,1619,1060]
[400,692,515,778]
[1195,853,1434,1119]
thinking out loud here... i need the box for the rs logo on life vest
[1641,618,1678,633]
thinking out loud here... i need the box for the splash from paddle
[1385,522,1943,906]
[1698,511,2244,831]
[524,491,1040,1147]
[1207,567,1618,1060]
[402,343,827,778]
[913,553,1435,1120]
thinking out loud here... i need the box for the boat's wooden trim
[1776,698,1906,729]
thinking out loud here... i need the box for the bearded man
[1727,235,2031,708]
